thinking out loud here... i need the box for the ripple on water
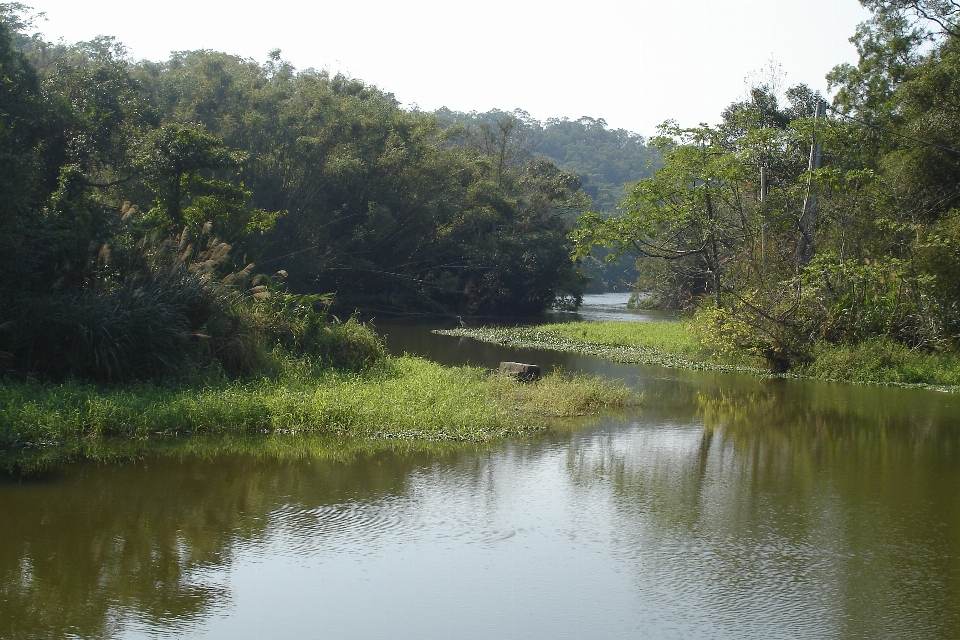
[271,499,416,556]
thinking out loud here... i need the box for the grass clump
[800,338,960,387]
[539,320,702,355]
[0,356,634,475]
[0,227,387,383]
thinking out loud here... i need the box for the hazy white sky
[23,1,871,136]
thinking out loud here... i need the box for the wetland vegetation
[4,2,960,636]
[440,320,960,389]
[0,356,633,475]
[0,4,637,475]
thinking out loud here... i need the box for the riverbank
[0,355,633,475]
[435,322,764,373]
[436,322,960,391]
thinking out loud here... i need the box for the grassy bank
[436,322,763,373]
[0,356,634,475]
[436,322,960,390]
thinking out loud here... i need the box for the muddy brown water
[2,294,960,638]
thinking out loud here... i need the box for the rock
[499,362,541,382]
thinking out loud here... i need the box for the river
[3,294,960,638]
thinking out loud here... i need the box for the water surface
[2,295,959,638]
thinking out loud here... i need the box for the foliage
[434,108,661,292]
[134,55,589,314]
[536,320,702,355]
[0,13,595,382]
[434,108,660,211]
[444,321,960,389]
[572,2,960,369]
[574,123,764,308]
[0,214,385,381]
[800,336,960,386]
[436,323,759,372]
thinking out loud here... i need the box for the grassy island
[436,321,960,391]
[0,354,634,476]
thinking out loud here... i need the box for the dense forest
[433,108,659,212]
[575,0,960,370]
[0,14,596,313]
[0,5,625,379]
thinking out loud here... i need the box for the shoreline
[435,324,960,393]
[0,355,634,476]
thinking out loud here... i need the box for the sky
[21,1,872,136]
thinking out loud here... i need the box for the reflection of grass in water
[4,433,495,477]
[0,356,634,475]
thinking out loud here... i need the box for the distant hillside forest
[0,3,659,346]
[433,108,659,290]
[433,108,659,212]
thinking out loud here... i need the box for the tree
[573,123,756,308]
[135,123,276,242]
[860,0,960,38]
[0,13,65,293]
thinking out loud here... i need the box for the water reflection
[4,302,960,638]
[570,414,960,637]
[3,386,959,638]
[0,448,477,639]
[545,292,676,323]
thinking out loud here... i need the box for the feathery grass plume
[120,201,139,222]
[0,218,386,381]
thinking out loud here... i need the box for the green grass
[539,321,702,354]
[0,356,634,475]
[800,338,960,387]
[437,321,960,391]
[436,322,762,373]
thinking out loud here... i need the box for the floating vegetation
[435,324,766,374]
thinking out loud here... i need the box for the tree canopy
[0,13,590,318]
[573,0,960,368]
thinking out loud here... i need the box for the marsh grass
[438,321,960,390]
[436,322,763,373]
[800,338,960,387]
[539,321,702,354]
[0,356,634,475]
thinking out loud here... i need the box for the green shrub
[0,274,203,381]
[0,265,386,381]
[802,337,960,386]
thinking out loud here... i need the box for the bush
[0,269,211,381]
[228,290,386,373]
[0,263,386,382]
[802,337,960,386]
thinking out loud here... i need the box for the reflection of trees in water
[0,441,480,639]
[562,381,960,638]
[1,458,248,639]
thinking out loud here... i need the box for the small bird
[457,315,467,328]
